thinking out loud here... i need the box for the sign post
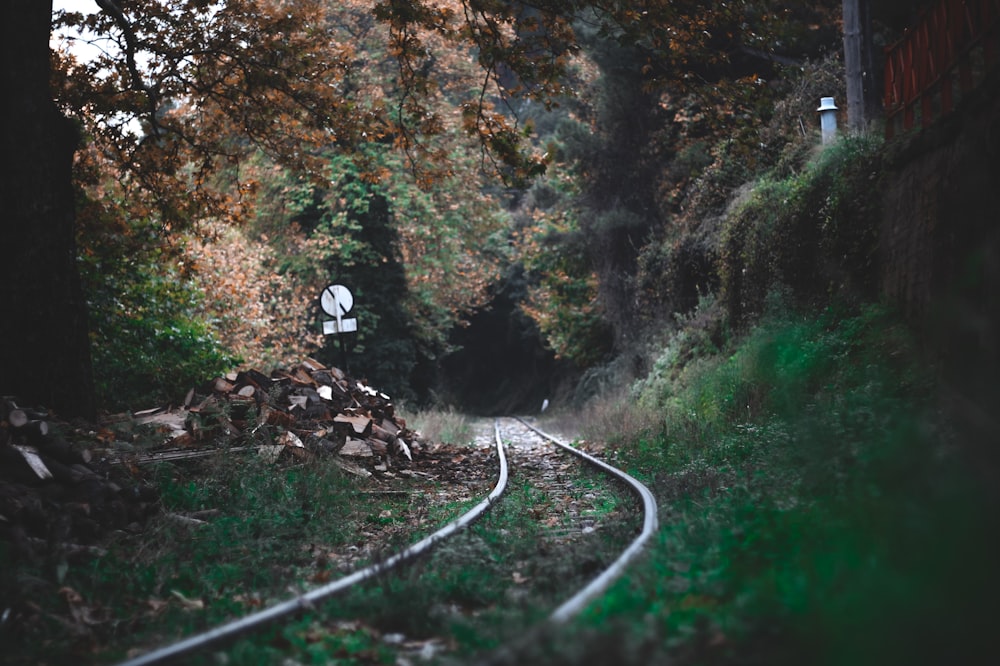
[320,284,357,372]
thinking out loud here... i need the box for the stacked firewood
[0,398,158,558]
[126,358,423,476]
[0,359,422,556]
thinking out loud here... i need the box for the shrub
[82,219,237,411]
[719,134,883,327]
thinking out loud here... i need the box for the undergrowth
[0,454,475,666]
[720,135,883,327]
[526,302,999,665]
[164,459,637,666]
[404,407,476,446]
[7,303,994,666]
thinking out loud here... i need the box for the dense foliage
[81,215,238,410]
[719,134,883,326]
[6,3,995,664]
[574,303,997,666]
[52,0,532,406]
[47,0,902,409]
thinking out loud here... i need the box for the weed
[404,407,476,446]
[510,304,1000,666]
[719,135,884,327]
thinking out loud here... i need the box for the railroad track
[506,417,657,622]
[118,417,657,665]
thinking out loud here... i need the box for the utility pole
[843,0,878,131]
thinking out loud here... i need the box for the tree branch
[94,0,161,136]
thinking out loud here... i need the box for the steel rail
[117,422,510,666]
[512,417,658,623]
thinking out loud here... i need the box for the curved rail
[118,423,510,666]
[512,417,658,623]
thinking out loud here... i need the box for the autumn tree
[0,1,364,416]
[3,0,553,416]
[3,0,845,415]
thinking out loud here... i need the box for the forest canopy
[3,0,862,414]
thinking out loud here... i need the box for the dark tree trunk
[0,1,96,418]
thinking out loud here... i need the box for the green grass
[6,304,994,666]
[341,475,629,650]
[402,407,477,446]
[0,452,480,666]
[200,464,637,665]
[510,303,999,665]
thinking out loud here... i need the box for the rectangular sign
[323,318,357,335]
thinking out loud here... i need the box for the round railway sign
[321,284,357,335]
[321,284,353,318]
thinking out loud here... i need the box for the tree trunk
[0,1,96,418]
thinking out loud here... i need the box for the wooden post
[843,0,878,132]
[844,0,865,131]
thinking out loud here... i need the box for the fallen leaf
[146,598,169,615]
[59,587,110,626]
[170,590,205,611]
[233,593,264,608]
[278,431,304,448]
[257,444,284,463]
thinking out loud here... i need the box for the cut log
[340,438,373,457]
[36,436,91,466]
[7,408,29,429]
[370,422,398,444]
[379,418,401,437]
[288,367,317,386]
[18,419,50,442]
[261,404,295,429]
[213,377,235,394]
[38,456,100,485]
[300,357,326,372]
[311,437,343,455]
[334,413,372,437]
[277,431,305,449]
[241,369,273,390]
[395,439,412,461]
[13,445,52,480]
[135,409,187,430]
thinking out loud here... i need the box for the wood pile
[0,398,158,560]
[130,358,423,476]
[0,358,424,558]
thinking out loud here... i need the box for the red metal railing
[884,0,1000,137]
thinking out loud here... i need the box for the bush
[719,135,883,327]
[594,304,997,666]
[81,219,236,411]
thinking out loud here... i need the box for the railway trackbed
[118,417,657,665]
